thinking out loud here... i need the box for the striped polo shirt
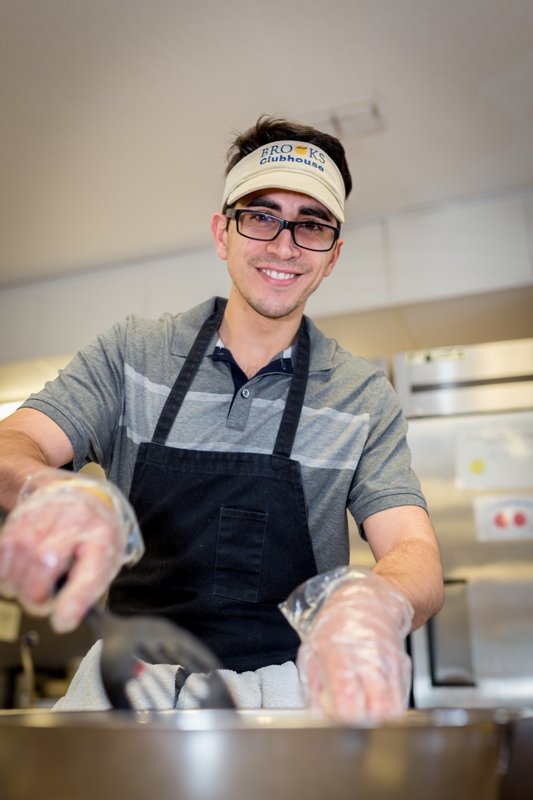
[23,297,426,574]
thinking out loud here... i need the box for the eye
[249,212,274,224]
[299,221,325,233]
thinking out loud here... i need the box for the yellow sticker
[470,459,486,475]
[294,145,308,155]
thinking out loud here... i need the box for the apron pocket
[214,507,268,602]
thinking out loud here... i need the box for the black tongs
[83,605,236,711]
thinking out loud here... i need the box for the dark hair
[225,115,352,199]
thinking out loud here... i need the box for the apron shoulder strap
[152,298,227,445]
[273,317,310,459]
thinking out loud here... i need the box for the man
[0,117,443,718]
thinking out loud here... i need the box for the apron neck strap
[272,316,310,459]
[152,298,227,445]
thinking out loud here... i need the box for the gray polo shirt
[23,297,426,574]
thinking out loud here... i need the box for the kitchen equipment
[0,707,515,800]
[16,630,40,708]
[500,712,533,800]
[0,601,98,708]
[393,338,533,709]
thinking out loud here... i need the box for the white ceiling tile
[0,0,532,285]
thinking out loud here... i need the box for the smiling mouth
[259,268,299,281]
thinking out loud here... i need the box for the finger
[323,649,367,722]
[1,502,67,588]
[357,644,407,717]
[3,497,117,613]
[370,638,407,713]
[306,641,405,722]
[16,506,100,604]
[298,646,328,712]
[0,518,66,589]
[51,536,123,632]
[301,645,366,722]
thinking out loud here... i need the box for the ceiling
[1,0,532,287]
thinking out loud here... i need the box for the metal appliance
[393,338,533,709]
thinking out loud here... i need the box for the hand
[0,468,141,632]
[282,567,414,723]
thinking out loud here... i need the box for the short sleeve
[21,319,129,472]
[348,375,427,535]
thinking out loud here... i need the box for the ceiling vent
[298,99,383,139]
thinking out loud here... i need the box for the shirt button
[241,388,250,398]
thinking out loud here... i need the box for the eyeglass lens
[237,211,336,251]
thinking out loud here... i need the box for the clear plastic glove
[280,566,414,724]
[0,468,143,632]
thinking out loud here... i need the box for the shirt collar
[170,296,333,372]
[215,337,293,363]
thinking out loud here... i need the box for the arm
[365,505,444,630]
[286,362,442,720]
[0,408,74,510]
[0,409,140,632]
[285,506,443,722]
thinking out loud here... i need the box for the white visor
[222,140,345,222]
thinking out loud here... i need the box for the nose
[265,227,301,260]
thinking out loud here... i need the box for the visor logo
[258,143,326,171]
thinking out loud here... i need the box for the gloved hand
[0,468,143,632]
[280,566,414,723]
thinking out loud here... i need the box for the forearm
[363,505,444,632]
[0,410,75,513]
[372,536,443,631]
[0,428,50,511]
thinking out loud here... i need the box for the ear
[324,237,343,278]
[211,213,228,260]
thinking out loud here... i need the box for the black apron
[108,298,318,671]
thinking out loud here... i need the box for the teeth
[261,269,296,280]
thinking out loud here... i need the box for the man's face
[211,189,343,320]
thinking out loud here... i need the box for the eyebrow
[243,196,336,225]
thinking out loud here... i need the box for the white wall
[304,190,533,316]
[1,190,532,364]
[0,249,232,363]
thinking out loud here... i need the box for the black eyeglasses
[226,208,340,252]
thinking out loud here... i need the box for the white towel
[54,641,110,711]
[176,662,303,709]
[176,668,262,709]
[257,662,304,709]
[53,639,304,712]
